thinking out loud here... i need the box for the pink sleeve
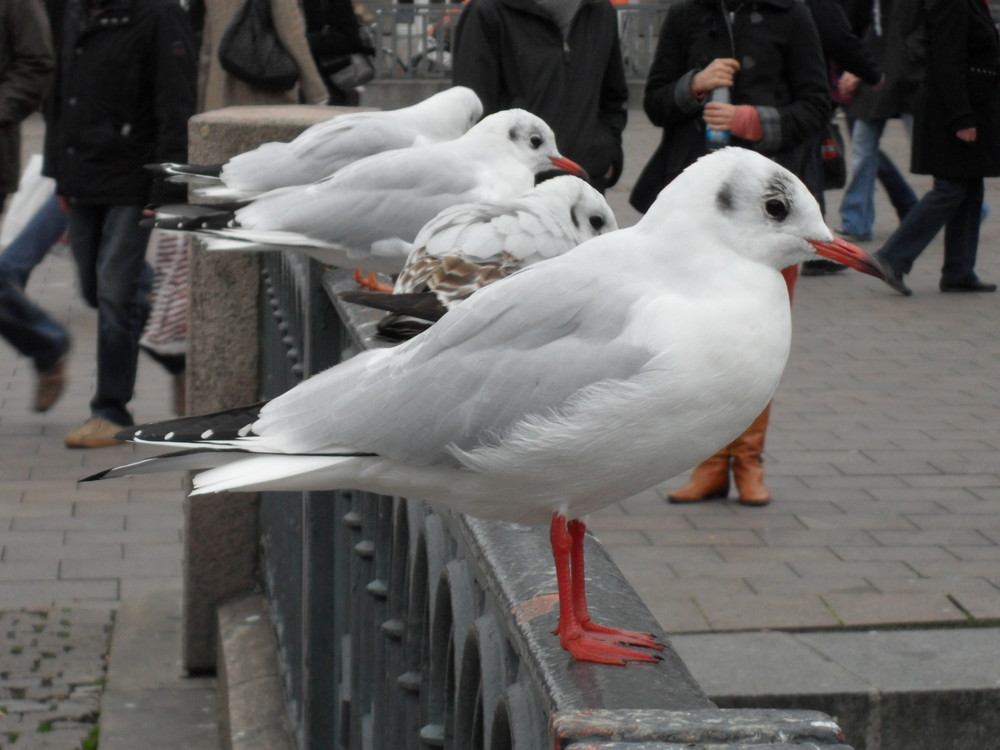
[731,105,763,142]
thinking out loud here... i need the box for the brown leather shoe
[667,450,730,503]
[34,354,69,413]
[65,417,126,449]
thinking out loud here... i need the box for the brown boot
[730,404,772,506]
[667,450,730,503]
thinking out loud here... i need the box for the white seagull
[164,109,587,274]
[86,148,886,665]
[340,175,618,338]
[153,86,484,200]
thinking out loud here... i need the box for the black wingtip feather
[339,291,447,322]
[146,203,240,231]
[118,401,269,444]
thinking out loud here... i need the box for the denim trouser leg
[838,118,885,238]
[940,177,985,283]
[876,150,918,220]
[0,194,68,287]
[878,178,970,275]
[0,279,69,371]
[67,205,151,426]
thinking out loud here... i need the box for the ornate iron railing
[254,259,855,750]
[366,2,674,81]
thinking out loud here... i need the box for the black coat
[630,0,831,213]
[452,0,628,192]
[43,0,196,205]
[911,0,1000,178]
[843,0,925,120]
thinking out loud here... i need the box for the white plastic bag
[0,155,56,248]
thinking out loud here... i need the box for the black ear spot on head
[716,182,735,212]
[508,127,517,141]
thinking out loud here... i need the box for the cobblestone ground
[0,608,111,750]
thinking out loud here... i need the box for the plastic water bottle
[705,86,731,151]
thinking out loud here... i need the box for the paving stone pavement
[2,109,999,747]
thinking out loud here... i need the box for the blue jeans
[0,279,69,371]
[838,117,918,239]
[877,176,986,282]
[0,194,68,288]
[67,204,152,426]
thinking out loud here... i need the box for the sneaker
[34,353,69,413]
[65,417,127,449]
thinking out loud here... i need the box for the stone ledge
[216,594,294,750]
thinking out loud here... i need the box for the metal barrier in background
[367,2,674,81]
[254,258,855,750]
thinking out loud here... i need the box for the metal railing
[366,2,674,81]
[254,257,855,750]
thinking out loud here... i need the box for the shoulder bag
[218,0,300,92]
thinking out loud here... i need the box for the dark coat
[806,0,881,87]
[0,0,54,195]
[910,0,1000,178]
[843,0,925,120]
[43,0,196,205]
[630,0,831,213]
[452,0,629,192]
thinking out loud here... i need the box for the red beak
[809,236,887,280]
[549,155,589,181]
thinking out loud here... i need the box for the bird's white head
[529,175,618,244]
[646,148,886,279]
[469,109,589,182]
[415,86,484,139]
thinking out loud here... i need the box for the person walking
[835,0,922,245]
[874,0,999,296]
[44,0,197,447]
[0,0,67,412]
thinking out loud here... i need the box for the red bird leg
[567,519,663,650]
[352,268,393,292]
[549,512,661,665]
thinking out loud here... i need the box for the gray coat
[0,0,54,195]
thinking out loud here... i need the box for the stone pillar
[183,105,367,672]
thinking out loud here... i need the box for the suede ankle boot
[730,404,771,506]
[667,450,730,503]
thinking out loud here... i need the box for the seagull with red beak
[87,147,885,665]
[155,109,588,274]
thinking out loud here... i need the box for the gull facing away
[152,86,484,200]
[87,148,886,665]
[154,109,587,275]
[339,175,619,338]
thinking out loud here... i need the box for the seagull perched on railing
[86,148,886,665]
[339,175,618,338]
[151,109,587,274]
[150,86,484,201]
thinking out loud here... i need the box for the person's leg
[66,204,150,428]
[877,178,966,274]
[0,279,69,370]
[0,194,68,287]
[91,205,152,426]
[838,118,884,239]
[876,150,918,221]
[939,177,994,290]
[0,280,71,412]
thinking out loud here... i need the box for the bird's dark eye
[764,198,789,221]
[589,215,605,230]
[529,134,544,149]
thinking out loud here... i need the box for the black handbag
[821,120,847,190]
[218,0,300,92]
[308,22,376,94]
